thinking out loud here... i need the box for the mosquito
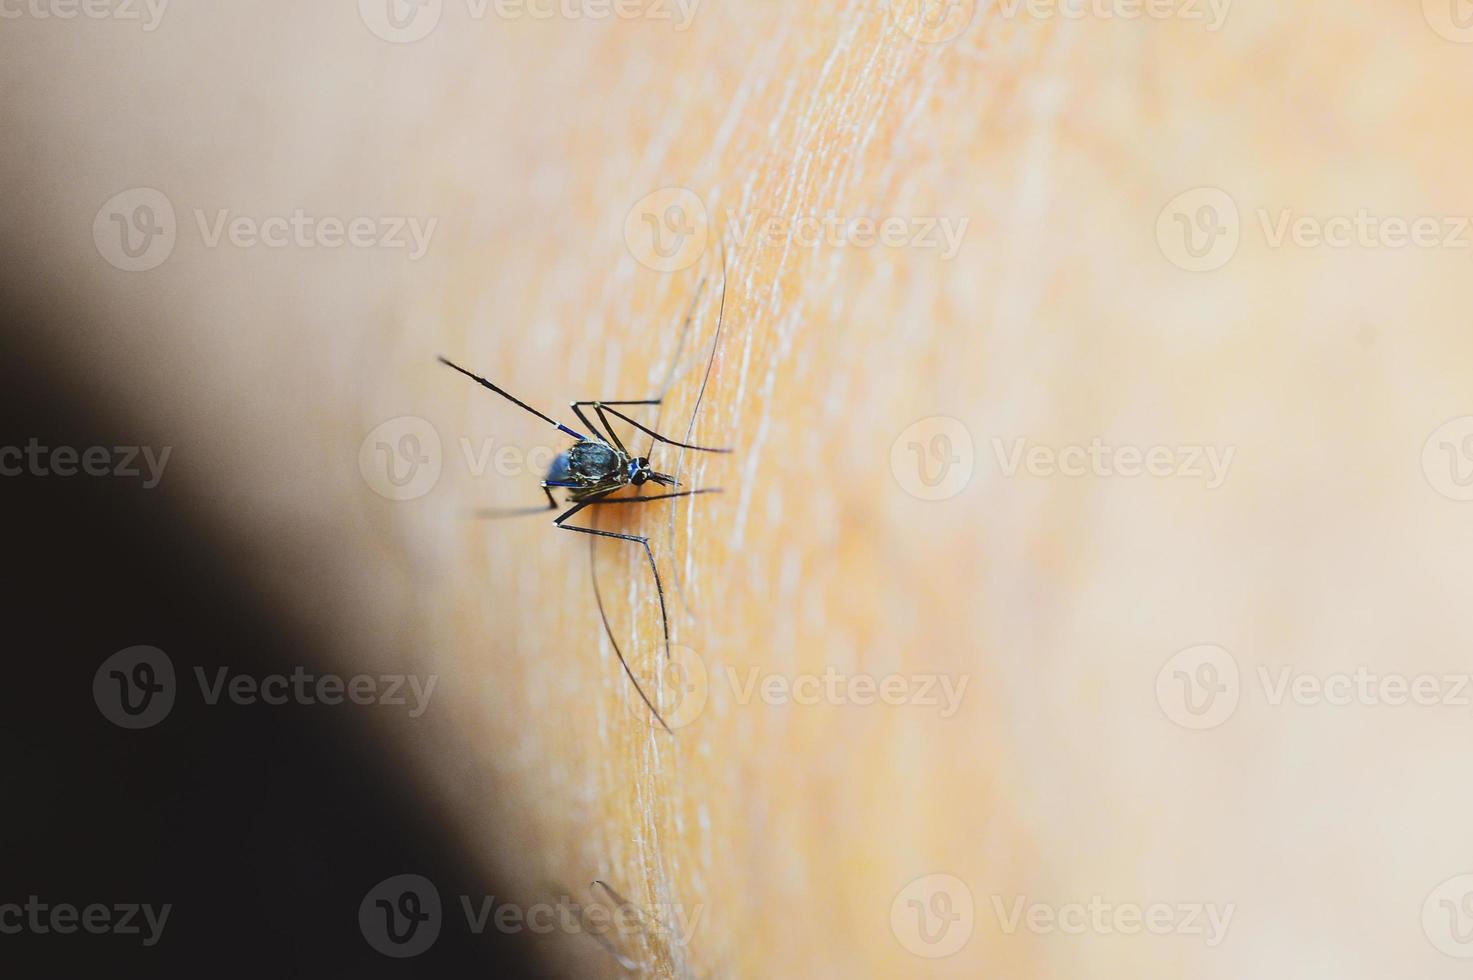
[437,269,730,732]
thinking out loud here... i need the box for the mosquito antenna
[666,234,729,459]
[642,240,729,459]
[438,355,587,440]
[589,535,673,734]
[662,234,731,605]
[652,274,707,403]
[631,274,709,461]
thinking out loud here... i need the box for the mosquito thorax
[548,441,622,485]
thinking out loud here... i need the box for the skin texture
[7,1,1473,976]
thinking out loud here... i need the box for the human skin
[6,1,1473,976]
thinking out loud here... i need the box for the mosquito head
[628,457,678,488]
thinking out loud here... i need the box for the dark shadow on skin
[0,296,561,979]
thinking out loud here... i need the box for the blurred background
[0,313,543,977]
[7,1,1473,977]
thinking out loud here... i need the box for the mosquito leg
[593,403,731,454]
[584,488,721,506]
[555,499,671,658]
[573,400,663,456]
[571,403,613,446]
[573,399,730,454]
[592,404,628,454]
[664,237,731,613]
[437,356,587,440]
[584,489,719,728]
[587,534,671,735]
